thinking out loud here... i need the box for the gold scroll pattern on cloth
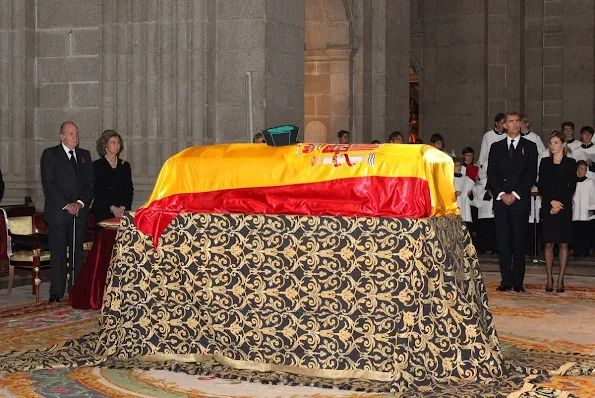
[0,213,505,393]
[98,213,504,391]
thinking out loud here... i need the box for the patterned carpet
[0,273,593,397]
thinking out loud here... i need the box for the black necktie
[508,139,515,159]
[69,150,78,175]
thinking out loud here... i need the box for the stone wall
[1,0,594,209]
[412,0,595,157]
[0,0,304,208]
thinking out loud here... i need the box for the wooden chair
[0,205,50,303]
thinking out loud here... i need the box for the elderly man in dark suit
[487,111,538,292]
[40,121,94,303]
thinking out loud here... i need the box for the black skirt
[541,206,573,244]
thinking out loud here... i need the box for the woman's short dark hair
[96,129,123,157]
[430,133,444,144]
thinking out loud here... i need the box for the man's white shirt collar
[506,136,520,149]
[62,143,76,160]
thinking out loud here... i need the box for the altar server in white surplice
[471,169,497,254]
[478,113,507,175]
[562,121,582,154]
[570,126,595,169]
[454,158,474,227]
[572,160,595,258]
[520,115,546,154]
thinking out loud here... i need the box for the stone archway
[304,0,353,143]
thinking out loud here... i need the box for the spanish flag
[135,143,458,245]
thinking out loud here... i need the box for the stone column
[562,1,594,128]
[487,0,522,118]
[304,51,330,141]
[384,0,410,135]
[360,0,410,143]
[541,0,564,135]
[422,0,486,153]
[0,0,35,202]
[524,0,545,133]
[207,0,304,144]
[101,0,207,204]
[33,0,101,203]
[327,47,352,137]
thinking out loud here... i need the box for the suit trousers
[48,215,86,298]
[475,219,497,254]
[572,221,590,257]
[494,204,529,288]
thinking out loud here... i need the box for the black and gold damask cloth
[0,213,506,392]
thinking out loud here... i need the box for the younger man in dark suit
[487,112,538,292]
[40,121,94,303]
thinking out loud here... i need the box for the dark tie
[69,150,78,175]
[508,139,515,159]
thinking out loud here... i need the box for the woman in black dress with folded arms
[92,130,134,222]
[537,131,576,293]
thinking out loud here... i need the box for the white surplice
[572,177,595,221]
[454,174,474,222]
[478,129,506,173]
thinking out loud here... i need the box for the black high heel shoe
[556,279,565,293]
[545,278,554,292]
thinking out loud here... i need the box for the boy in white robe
[520,115,546,154]
[454,158,474,229]
[572,161,595,257]
[478,113,506,174]
[571,126,595,170]
[471,169,497,255]
[562,121,582,153]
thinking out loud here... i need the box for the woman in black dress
[537,131,576,293]
[92,130,134,222]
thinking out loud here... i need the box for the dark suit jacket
[487,136,538,210]
[40,145,95,224]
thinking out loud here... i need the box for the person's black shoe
[557,278,565,293]
[513,285,525,293]
[496,285,512,292]
[48,295,60,303]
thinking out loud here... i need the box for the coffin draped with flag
[134,143,460,246]
[0,143,506,394]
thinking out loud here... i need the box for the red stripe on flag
[135,176,433,247]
